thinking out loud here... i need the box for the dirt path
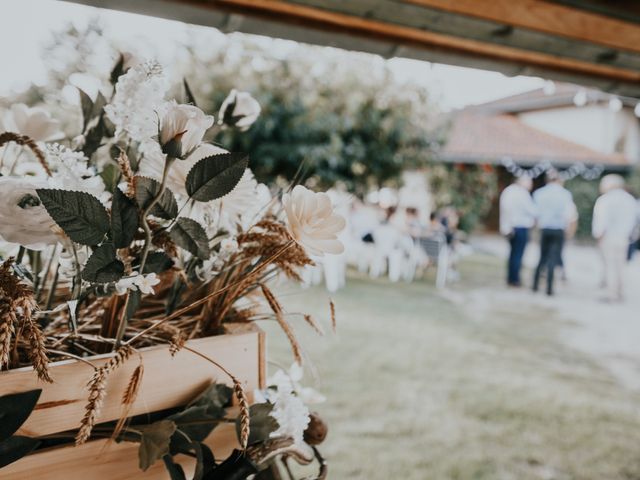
[468,235,640,390]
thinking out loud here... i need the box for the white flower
[218,89,261,131]
[45,144,107,200]
[104,61,168,143]
[219,237,239,256]
[59,248,88,280]
[132,272,160,295]
[0,177,60,250]
[139,142,227,197]
[269,385,311,448]
[3,104,63,141]
[282,185,346,256]
[115,274,139,295]
[159,102,213,158]
[195,257,220,283]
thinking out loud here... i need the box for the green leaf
[189,383,233,411]
[110,54,126,85]
[169,218,210,260]
[142,251,174,274]
[186,152,249,202]
[135,176,178,220]
[82,117,105,159]
[0,436,40,468]
[111,188,139,248]
[168,405,224,443]
[81,244,124,283]
[78,88,93,133]
[138,420,176,471]
[100,163,121,194]
[237,403,278,446]
[162,455,187,480]
[36,189,109,246]
[0,389,41,442]
[183,78,197,107]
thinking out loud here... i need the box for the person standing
[592,174,638,302]
[532,170,574,296]
[499,176,536,287]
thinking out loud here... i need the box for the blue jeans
[507,227,529,285]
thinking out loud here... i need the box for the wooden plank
[292,0,640,71]
[0,325,264,437]
[210,0,640,82]
[0,417,240,479]
[403,0,640,54]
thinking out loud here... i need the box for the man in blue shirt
[532,169,574,296]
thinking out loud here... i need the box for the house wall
[517,105,640,163]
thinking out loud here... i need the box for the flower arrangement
[0,56,344,479]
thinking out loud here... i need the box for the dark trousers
[507,227,529,285]
[533,228,565,295]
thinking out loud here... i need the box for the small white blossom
[59,248,88,280]
[132,272,160,295]
[104,61,168,143]
[45,144,107,200]
[219,237,238,257]
[282,185,346,256]
[195,257,220,283]
[115,274,139,295]
[218,89,261,131]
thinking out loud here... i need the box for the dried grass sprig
[234,378,250,450]
[0,132,51,176]
[111,361,144,441]
[329,299,336,333]
[303,314,324,336]
[76,345,134,445]
[117,150,135,197]
[0,297,16,369]
[260,283,303,365]
[22,317,53,382]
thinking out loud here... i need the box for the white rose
[0,177,60,250]
[282,185,346,256]
[159,102,213,159]
[218,89,261,131]
[3,104,63,141]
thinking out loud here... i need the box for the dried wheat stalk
[0,297,16,369]
[111,362,144,441]
[117,150,135,197]
[234,377,250,450]
[329,299,336,333]
[22,316,53,383]
[0,132,51,176]
[260,283,302,364]
[76,345,134,445]
[303,314,323,336]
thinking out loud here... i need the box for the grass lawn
[263,254,640,480]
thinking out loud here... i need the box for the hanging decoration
[500,157,604,181]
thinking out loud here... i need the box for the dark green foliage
[81,244,124,283]
[186,152,249,202]
[170,218,211,260]
[111,187,139,248]
[0,389,41,468]
[428,163,498,233]
[36,189,110,246]
[135,176,178,220]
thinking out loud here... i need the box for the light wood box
[0,323,265,479]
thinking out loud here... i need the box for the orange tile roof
[440,111,628,167]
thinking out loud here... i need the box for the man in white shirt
[592,174,638,302]
[532,170,574,296]
[499,176,536,286]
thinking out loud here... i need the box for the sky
[0,0,545,110]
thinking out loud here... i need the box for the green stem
[113,156,174,348]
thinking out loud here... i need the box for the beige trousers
[599,238,628,301]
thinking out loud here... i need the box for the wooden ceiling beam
[403,0,640,54]
[212,0,640,83]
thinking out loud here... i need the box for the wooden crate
[0,323,265,479]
